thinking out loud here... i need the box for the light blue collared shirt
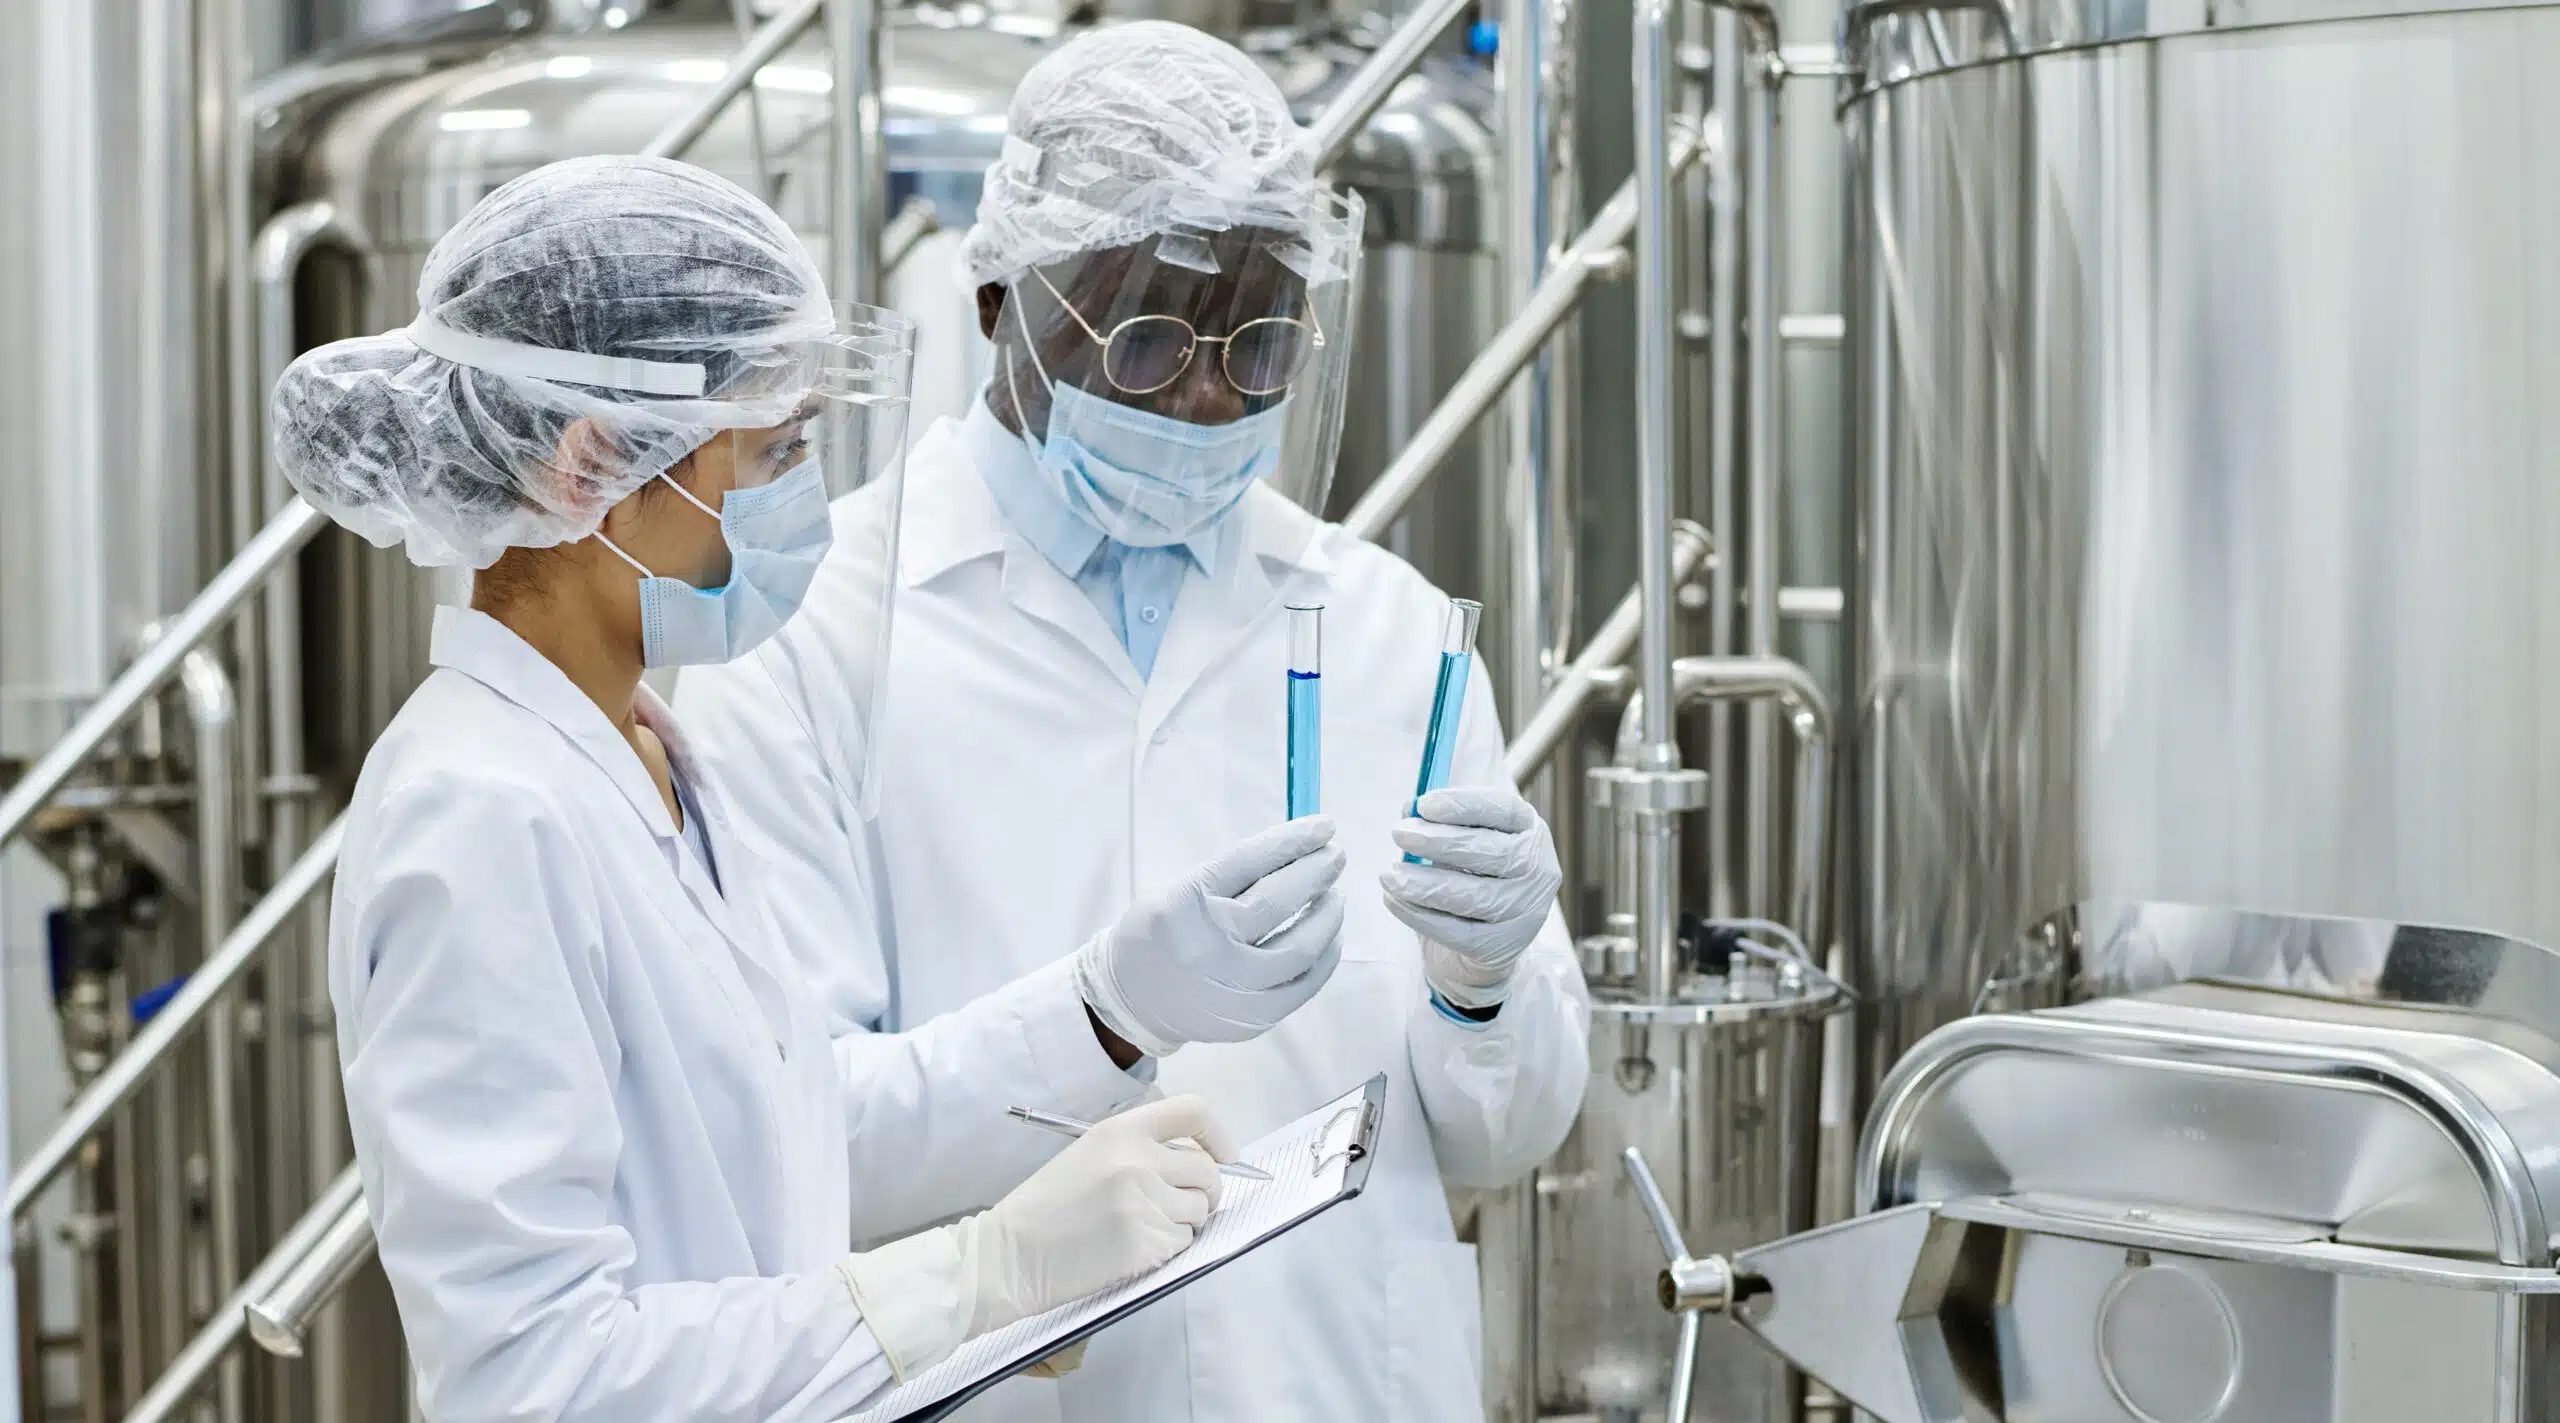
[960,398,1234,680]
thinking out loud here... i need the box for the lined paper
[837,1082,1371,1423]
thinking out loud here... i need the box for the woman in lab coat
[676,27,1592,1422]
[267,155,1350,1422]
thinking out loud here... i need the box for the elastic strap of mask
[592,531,654,579]
[408,314,709,398]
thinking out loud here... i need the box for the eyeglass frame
[1028,265,1326,399]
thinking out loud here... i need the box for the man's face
[980,230,1313,433]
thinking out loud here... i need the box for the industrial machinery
[1624,903,2560,1422]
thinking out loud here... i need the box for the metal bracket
[1587,765,1712,812]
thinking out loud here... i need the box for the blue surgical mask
[1007,298,1288,548]
[597,457,833,669]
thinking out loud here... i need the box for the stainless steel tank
[1836,0,2560,1119]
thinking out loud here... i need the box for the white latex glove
[1383,787,1565,1009]
[961,1095,1233,1335]
[1076,816,1348,1058]
[837,1097,1231,1380]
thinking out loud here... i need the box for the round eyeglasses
[1033,267,1324,398]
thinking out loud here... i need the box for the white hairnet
[271,155,833,569]
[956,21,1337,290]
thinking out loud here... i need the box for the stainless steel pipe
[1303,0,1476,169]
[1342,138,1698,543]
[122,1166,364,1423]
[1739,40,1782,920]
[826,0,886,305]
[5,817,348,1221]
[246,1196,376,1359]
[1618,656,1834,949]
[637,0,825,162]
[1506,523,1713,786]
[180,651,247,1423]
[1632,0,1680,768]
[0,498,328,855]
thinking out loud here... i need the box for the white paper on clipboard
[835,1075,1387,1423]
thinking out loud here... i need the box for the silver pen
[1006,1105,1274,1182]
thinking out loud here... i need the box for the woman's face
[593,404,816,590]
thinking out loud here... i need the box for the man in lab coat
[678,21,1590,1421]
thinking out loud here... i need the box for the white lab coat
[333,607,1149,1423]
[677,418,1593,1423]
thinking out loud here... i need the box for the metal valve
[1621,1146,1741,1423]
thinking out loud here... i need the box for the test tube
[1405,598,1483,864]
[1287,604,1323,819]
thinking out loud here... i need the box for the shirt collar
[959,396,1236,581]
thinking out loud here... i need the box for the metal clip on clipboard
[1311,1095,1380,1176]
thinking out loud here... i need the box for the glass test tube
[1287,604,1323,819]
[1405,598,1484,864]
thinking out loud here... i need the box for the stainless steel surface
[826,0,886,305]
[1506,523,1712,785]
[180,649,248,1423]
[124,1166,366,1423]
[0,500,328,854]
[1817,964,2560,1421]
[1337,132,1700,543]
[6,818,348,1222]
[1629,0,1678,767]
[635,0,824,160]
[1737,29,1780,923]
[1619,656,1832,948]
[1302,0,1474,168]
[1498,0,1579,747]
[1837,0,2560,1126]
[245,1197,377,1360]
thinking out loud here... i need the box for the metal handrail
[247,1195,377,1359]
[5,816,347,1221]
[1506,523,1712,786]
[123,1165,365,1423]
[1304,0,1476,169]
[1342,132,1701,543]
[0,498,327,855]
[639,0,827,161]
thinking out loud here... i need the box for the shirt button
[1139,606,1162,625]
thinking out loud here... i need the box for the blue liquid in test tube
[1286,604,1322,819]
[1405,599,1484,864]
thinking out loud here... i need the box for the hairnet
[956,21,1341,291]
[271,155,834,569]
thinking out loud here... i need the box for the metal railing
[6,819,348,1222]
[1506,524,1712,785]
[1303,0,1476,168]
[122,1166,364,1423]
[1341,141,1701,543]
[640,0,827,161]
[0,499,326,855]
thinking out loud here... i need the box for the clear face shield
[710,299,918,820]
[990,188,1366,555]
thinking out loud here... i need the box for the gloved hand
[1076,816,1348,1058]
[1383,787,1564,1009]
[960,1095,1233,1335]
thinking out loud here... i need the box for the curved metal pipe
[5,817,347,1221]
[880,195,939,276]
[1616,656,1835,951]
[121,1165,363,1423]
[246,1195,376,1359]
[0,498,327,855]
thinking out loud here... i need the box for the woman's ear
[977,283,1007,341]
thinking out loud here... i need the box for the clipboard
[841,1074,1388,1423]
